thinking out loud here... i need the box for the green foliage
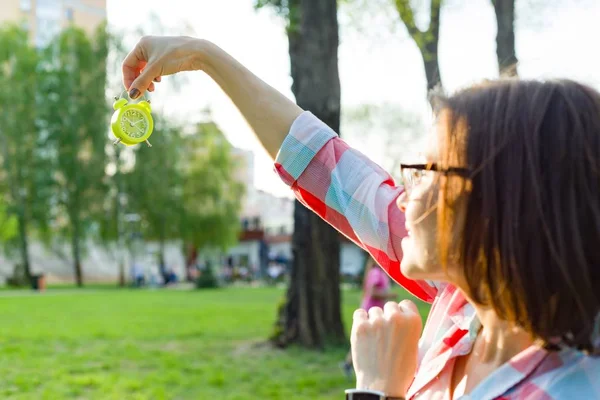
[0,196,18,242]
[0,24,53,275]
[125,114,185,246]
[0,20,243,287]
[126,116,243,257]
[254,0,291,15]
[254,0,300,32]
[38,25,110,283]
[179,122,244,251]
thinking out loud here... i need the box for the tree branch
[428,0,442,38]
[394,0,424,42]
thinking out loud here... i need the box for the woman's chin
[400,257,422,279]
[400,237,440,280]
[400,256,438,281]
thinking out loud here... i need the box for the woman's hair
[435,79,600,354]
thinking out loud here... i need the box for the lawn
[0,285,430,400]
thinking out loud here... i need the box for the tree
[126,116,243,270]
[178,122,244,253]
[101,17,194,286]
[125,114,184,268]
[0,196,18,242]
[39,25,110,286]
[0,25,53,285]
[394,0,444,92]
[492,0,518,77]
[256,0,346,348]
[100,28,135,287]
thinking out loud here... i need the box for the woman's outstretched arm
[122,36,303,159]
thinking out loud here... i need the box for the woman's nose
[396,191,408,213]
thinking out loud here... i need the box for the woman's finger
[368,306,383,320]
[383,301,400,318]
[122,45,147,91]
[353,308,368,322]
[129,62,161,99]
[398,299,419,316]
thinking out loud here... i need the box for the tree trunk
[159,242,165,268]
[159,218,166,269]
[272,0,345,349]
[492,0,518,77]
[118,256,125,287]
[17,212,32,284]
[0,124,33,286]
[115,147,126,287]
[183,242,197,282]
[72,220,83,287]
[116,202,126,288]
[157,217,168,283]
[422,40,442,93]
[394,0,443,93]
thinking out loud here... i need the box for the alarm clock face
[120,108,149,139]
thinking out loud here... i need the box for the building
[222,147,367,279]
[221,148,292,276]
[0,0,106,47]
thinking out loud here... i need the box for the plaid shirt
[274,111,600,399]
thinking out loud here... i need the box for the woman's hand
[351,300,423,398]
[122,35,203,99]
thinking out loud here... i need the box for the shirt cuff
[274,111,337,186]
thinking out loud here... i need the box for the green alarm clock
[110,91,154,147]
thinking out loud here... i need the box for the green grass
[0,286,430,399]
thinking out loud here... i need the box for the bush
[195,261,219,289]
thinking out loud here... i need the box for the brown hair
[435,79,600,354]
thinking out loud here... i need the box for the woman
[122,36,600,399]
[342,257,397,377]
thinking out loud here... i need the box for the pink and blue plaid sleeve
[274,111,438,303]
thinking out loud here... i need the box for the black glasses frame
[400,163,470,178]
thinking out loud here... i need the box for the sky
[106,0,600,198]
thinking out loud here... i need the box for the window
[35,3,61,48]
[35,18,60,48]
[20,0,32,11]
[65,8,74,22]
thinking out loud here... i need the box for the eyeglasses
[400,163,470,195]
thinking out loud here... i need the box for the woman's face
[398,114,466,283]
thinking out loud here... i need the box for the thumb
[129,63,160,99]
